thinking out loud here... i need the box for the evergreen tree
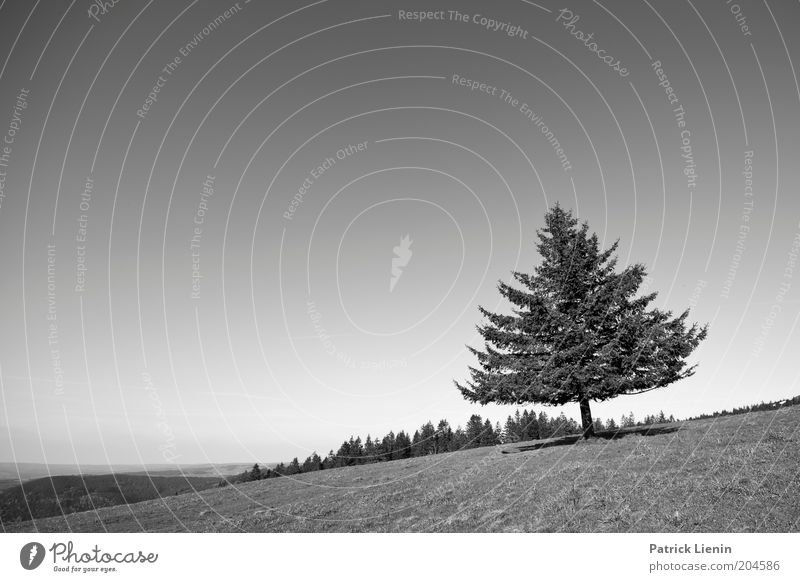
[455,204,708,437]
[480,419,497,446]
[249,463,262,481]
[411,430,422,457]
[419,422,436,455]
[621,412,636,428]
[504,414,520,443]
[436,420,453,453]
[465,414,484,447]
[301,452,322,472]
[285,457,301,475]
[552,412,569,438]
[364,435,377,463]
[451,427,467,450]
[333,441,349,467]
[494,421,504,444]
[381,431,396,461]
[394,431,412,459]
[517,412,528,439]
[349,436,364,464]
[538,411,551,439]
[522,409,540,440]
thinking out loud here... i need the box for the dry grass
[6,407,800,533]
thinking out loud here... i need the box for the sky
[0,0,799,465]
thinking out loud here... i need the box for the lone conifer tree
[455,204,707,437]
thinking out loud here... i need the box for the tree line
[226,393,800,486]
[683,394,800,421]
[225,406,679,485]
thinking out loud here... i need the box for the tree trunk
[579,397,595,438]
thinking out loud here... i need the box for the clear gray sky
[0,0,799,465]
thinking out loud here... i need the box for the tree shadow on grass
[501,425,681,454]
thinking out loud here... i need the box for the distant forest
[0,474,220,523]
[228,394,800,485]
[683,394,800,421]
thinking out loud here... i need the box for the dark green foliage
[379,432,395,462]
[363,436,377,463]
[394,431,412,459]
[301,453,322,473]
[480,420,498,446]
[284,458,301,476]
[455,204,708,436]
[465,414,485,447]
[321,452,335,471]
[418,422,436,455]
[435,420,453,453]
[503,412,521,443]
[451,427,467,450]
[521,410,539,440]
[411,430,422,457]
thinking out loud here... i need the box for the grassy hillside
[0,474,221,524]
[5,407,799,532]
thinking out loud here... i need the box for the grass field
[5,406,799,533]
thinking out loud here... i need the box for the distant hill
[125,463,269,479]
[0,473,221,524]
[0,462,260,483]
[0,480,20,492]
